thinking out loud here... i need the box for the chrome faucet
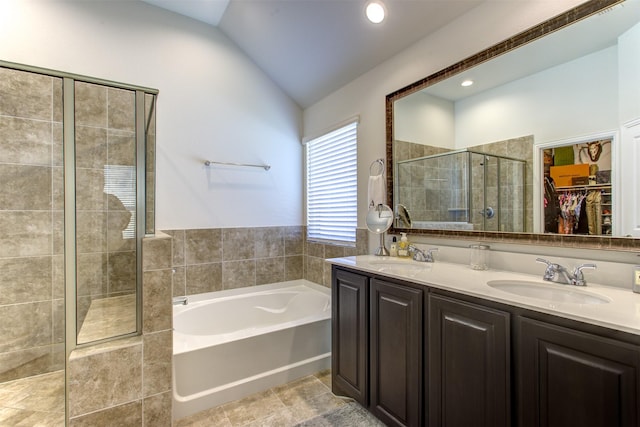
[173,296,188,306]
[409,245,438,262]
[535,258,597,286]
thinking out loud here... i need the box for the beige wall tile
[255,227,284,258]
[52,166,64,211]
[52,78,63,123]
[107,88,135,132]
[75,126,107,169]
[305,257,324,286]
[142,236,172,270]
[69,400,142,426]
[75,168,107,211]
[285,255,303,281]
[0,68,53,120]
[324,244,346,259]
[0,346,55,383]
[222,260,256,289]
[52,123,63,167]
[52,255,64,299]
[0,164,51,210]
[143,392,171,427]
[142,270,172,333]
[75,211,107,254]
[108,211,136,252]
[164,229,185,266]
[108,130,136,166]
[172,266,186,297]
[0,301,52,353]
[0,211,52,257]
[68,343,142,417]
[0,256,51,305]
[223,228,254,261]
[306,242,325,258]
[143,330,172,396]
[256,257,285,285]
[0,116,52,165]
[185,263,222,295]
[284,226,304,255]
[108,251,136,294]
[185,229,222,264]
[74,82,107,128]
[76,252,107,297]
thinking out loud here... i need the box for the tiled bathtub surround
[68,233,173,426]
[164,226,368,295]
[0,67,64,383]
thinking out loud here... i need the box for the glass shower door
[74,82,138,344]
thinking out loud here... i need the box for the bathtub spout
[173,296,188,306]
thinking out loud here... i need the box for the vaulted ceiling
[141,0,482,108]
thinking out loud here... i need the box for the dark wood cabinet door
[428,293,511,427]
[370,278,423,427]
[517,317,640,427]
[332,268,369,405]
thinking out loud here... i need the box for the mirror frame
[385,0,640,251]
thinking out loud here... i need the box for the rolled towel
[368,174,386,210]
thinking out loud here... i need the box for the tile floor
[175,370,379,427]
[0,370,65,427]
[0,369,382,427]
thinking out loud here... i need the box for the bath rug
[294,402,385,426]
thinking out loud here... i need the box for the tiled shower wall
[0,68,65,382]
[165,226,369,295]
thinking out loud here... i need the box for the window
[306,120,358,244]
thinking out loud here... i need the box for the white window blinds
[306,121,357,243]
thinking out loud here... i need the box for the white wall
[303,0,585,229]
[455,46,618,148]
[0,0,303,230]
[394,92,454,149]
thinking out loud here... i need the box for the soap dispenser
[398,232,410,257]
[390,237,398,257]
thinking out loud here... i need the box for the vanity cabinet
[370,279,423,427]
[331,269,368,405]
[331,265,640,427]
[331,268,423,426]
[517,317,640,427]
[428,293,510,427]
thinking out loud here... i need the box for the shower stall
[396,149,526,232]
[0,63,156,425]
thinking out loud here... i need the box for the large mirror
[387,0,640,249]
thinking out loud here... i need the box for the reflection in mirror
[388,0,640,244]
[366,204,394,255]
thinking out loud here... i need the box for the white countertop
[328,255,640,336]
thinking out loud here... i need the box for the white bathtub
[172,280,331,420]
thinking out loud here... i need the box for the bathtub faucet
[173,296,188,306]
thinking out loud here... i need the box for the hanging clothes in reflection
[554,188,603,235]
[586,190,602,235]
[558,190,586,234]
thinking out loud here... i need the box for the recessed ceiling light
[461,80,474,87]
[365,0,386,24]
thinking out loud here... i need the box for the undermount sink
[487,280,611,305]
